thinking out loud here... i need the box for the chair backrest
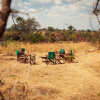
[48,52,55,59]
[69,50,73,56]
[21,48,25,52]
[60,49,65,54]
[16,50,19,56]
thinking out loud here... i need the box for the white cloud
[28,8,37,13]
[54,0,62,5]
[7,0,100,30]
[24,2,30,6]
[28,0,64,5]
[47,3,79,17]
[29,0,52,4]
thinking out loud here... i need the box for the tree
[15,17,40,33]
[0,0,99,38]
[48,26,55,32]
[0,0,12,38]
[87,29,91,32]
[8,17,40,34]
[7,17,41,41]
[67,25,75,31]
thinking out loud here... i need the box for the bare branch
[11,9,29,16]
[93,0,100,16]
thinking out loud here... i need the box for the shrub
[27,33,46,43]
[3,31,20,41]
[50,34,56,42]
[3,40,20,47]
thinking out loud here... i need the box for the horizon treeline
[2,16,100,44]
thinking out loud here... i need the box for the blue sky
[6,0,100,30]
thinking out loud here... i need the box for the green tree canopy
[47,26,55,32]
[9,17,40,33]
[67,25,75,31]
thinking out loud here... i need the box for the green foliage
[16,17,24,24]
[4,40,19,47]
[50,34,56,42]
[48,26,55,32]
[27,33,46,43]
[89,37,97,44]
[9,17,40,33]
[4,23,100,44]
[67,25,75,31]
[3,31,20,41]
[71,34,77,42]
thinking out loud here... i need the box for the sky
[6,0,100,30]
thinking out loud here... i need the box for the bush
[89,37,97,44]
[4,40,20,47]
[50,34,56,42]
[3,31,20,41]
[3,28,100,44]
[27,33,46,43]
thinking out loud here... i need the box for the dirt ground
[0,42,100,100]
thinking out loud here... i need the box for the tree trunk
[0,0,11,38]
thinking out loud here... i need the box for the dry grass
[0,42,100,100]
[88,62,100,77]
[0,81,61,100]
[0,41,98,55]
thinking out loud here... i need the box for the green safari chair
[48,52,55,59]
[16,49,19,56]
[67,50,75,62]
[60,49,65,54]
[41,52,56,64]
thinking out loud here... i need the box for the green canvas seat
[60,49,65,54]
[48,52,55,59]
[69,50,73,56]
[21,48,25,52]
[16,50,19,56]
